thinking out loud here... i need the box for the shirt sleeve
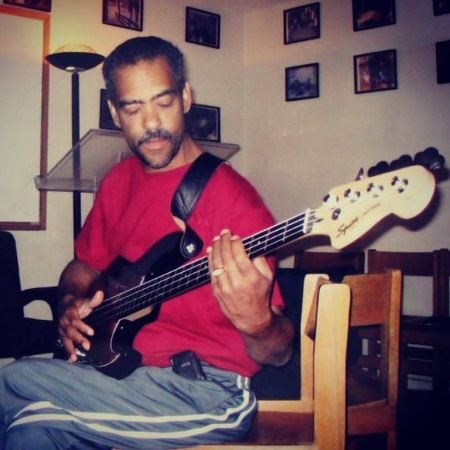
[75,168,125,271]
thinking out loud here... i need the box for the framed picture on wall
[433,0,450,15]
[102,0,143,31]
[285,63,319,101]
[284,3,320,44]
[3,0,51,12]
[352,0,395,31]
[186,104,221,142]
[185,7,220,49]
[436,40,450,84]
[99,89,120,131]
[354,49,397,94]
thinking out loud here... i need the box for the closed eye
[156,93,176,108]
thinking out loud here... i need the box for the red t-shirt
[76,155,284,377]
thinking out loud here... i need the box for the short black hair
[102,36,186,103]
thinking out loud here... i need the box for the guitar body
[78,231,190,379]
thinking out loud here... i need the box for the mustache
[137,129,176,146]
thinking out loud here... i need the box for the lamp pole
[71,70,81,238]
[46,46,104,241]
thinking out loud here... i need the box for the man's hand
[207,229,294,366]
[207,229,274,336]
[58,290,104,363]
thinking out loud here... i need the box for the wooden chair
[189,274,351,450]
[294,250,365,282]
[367,249,450,396]
[343,270,402,450]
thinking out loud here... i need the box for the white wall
[243,0,449,250]
[10,0,245,289]
[4,0,450,315]
[241,0,450,315]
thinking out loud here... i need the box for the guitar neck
[85,163,439,329]
[88,208,317,327]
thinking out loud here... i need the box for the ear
[107,99,122,129]
[182,82,193,114]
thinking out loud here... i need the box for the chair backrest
[313,281,350,450]
[0,231,24,326]
[294,250,365,282]
[367,248,450,316]
[343,270,402,404]
[258,274,349,415]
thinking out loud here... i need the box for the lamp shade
[46,44,104,72]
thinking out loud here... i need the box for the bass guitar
[65,151,444,379]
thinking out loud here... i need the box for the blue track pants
[0,358,256,449]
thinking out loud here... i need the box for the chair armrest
[21,286,59,319]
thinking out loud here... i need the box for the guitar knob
[332,208,341,220]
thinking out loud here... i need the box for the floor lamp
[46,45,104,240]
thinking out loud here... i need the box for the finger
[59,332,77,362]
[215,230,240,280]
[79,290,104,322]
[229,234,253,275]
[208,230,228,275]
[252,256,274,281]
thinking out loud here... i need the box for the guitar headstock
[311,150,443,249]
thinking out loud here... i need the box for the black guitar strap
[170,152,223,259]
[171,152,223,222]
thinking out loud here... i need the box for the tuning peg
[355,168,364,180]
[390,154,413,170]
[414,147,445,171]
[368,160,390,177]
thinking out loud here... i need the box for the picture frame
[186,104,221,142]
[436,40,450,84]
[433,0,450,15]
[3,0,51,12]
[352,0,395,32]
[185,7,220,49]
[102,0,143,32]
[354,49,397,94]
[99,89,120,131]
[285,63,319,101]
[284,3,320,44]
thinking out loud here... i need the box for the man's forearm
[58,259,100,312]
[241,312,295,366]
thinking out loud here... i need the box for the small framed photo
[186,104,221,142]
[99,89,120,131]
[354,49,397,94]
[285,63,319,101]
[102,0,143,31]
[352,0,395,31]
[434,0,450,15]
[284,3,320,44]
[3,0,51,12]
[185,7,220,49]
[436,40,450,84]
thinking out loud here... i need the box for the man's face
[108,57,191,171]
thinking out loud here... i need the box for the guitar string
[85,209,316,327]
[87,210,313,326]
[87,180,395,328]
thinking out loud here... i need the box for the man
[0,36,294,449]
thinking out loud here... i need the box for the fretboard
[87,208,319,328]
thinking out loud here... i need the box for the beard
[132,128,183,170]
